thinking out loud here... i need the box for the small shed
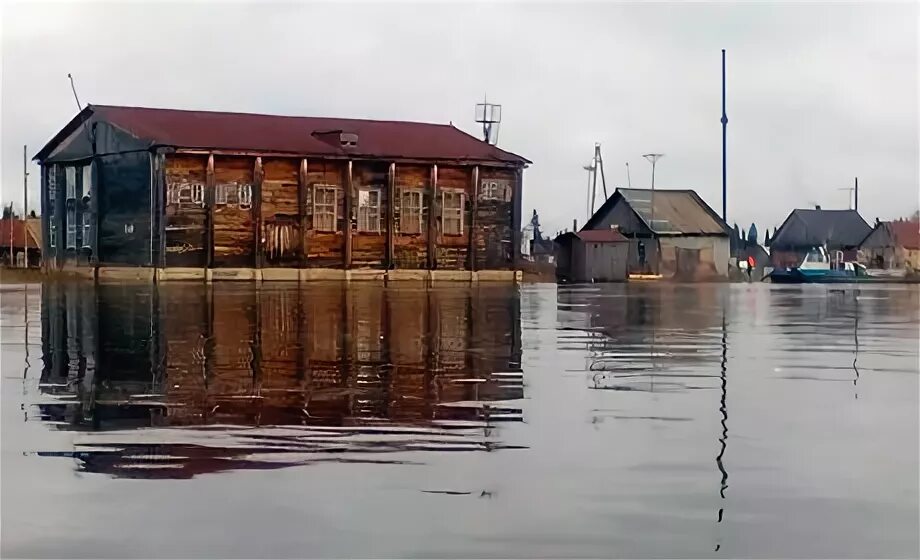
[859,219,920,270]
[554,229,628,283]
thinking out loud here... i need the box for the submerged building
[769,207,871,268]
[578,188,731,279]
[34,105,530,281]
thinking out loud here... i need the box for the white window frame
[442,190,464,235]
[66,207,77,249]
[215,184,231,205]
[81,212,92,248]
[400,189,423,234]
[65,167,76,199]
[357,188,381,233]
[238,184,252,210]
[48,166,57,210]
[479,179,510,202]
[191,183,205,206]
[49,224,57,248]
[81,165,92,199]
[313,184,339,232]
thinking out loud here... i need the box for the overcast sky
[2,1,917,234]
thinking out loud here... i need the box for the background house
[0,218,42,267]
[581,188,731,279]
[859,218,920,270]
[554,228,629,282]
[769,207,871,268]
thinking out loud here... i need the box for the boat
[768,246,870,283]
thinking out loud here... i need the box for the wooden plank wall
[436,165,472,269]
[393,164,430,269]
[475,168,516,270]
[213,156,255,267]
[351,162,389,268]
[262,158,301,268]
[164,154,208,267]
[305,160,346,267]
[163,154,520,271]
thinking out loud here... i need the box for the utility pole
[721,49,728,222]
[23,145,29,267]
[854,177,858,212]
[642,153,664,229]
[626,162,632,188]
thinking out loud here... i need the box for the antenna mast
[626,162,632,188]
[67,73,83,111]
[474,95,502,145]
[721,49,728,222]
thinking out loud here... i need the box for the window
[65,167,76,199]
[66,207,76,249]
[479,179,510,201]
[442,191,464,235]
[238,184,252,210]
[82,212,92,248]
[313,185,338,231]
[49,224,57,248]
[48,166,57,211]
[215,184,232,205]
[357,189,381,232]
[81,166,92,199]
[400,190,423,234]
[191,183,205,206]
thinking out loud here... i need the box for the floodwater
[1,280,917,558]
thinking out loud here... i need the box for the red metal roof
[44,105,529,164]
[576,229,628,243]
[0,219,40,249]
[888,219,920,250]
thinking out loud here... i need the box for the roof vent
[815,204,822,210]
[339,132,358,148]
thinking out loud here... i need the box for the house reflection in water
[35,282,524,478]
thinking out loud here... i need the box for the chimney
[573,219,578,231]
[815,204,821,210]
[339,132,358,148]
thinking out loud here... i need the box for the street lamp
[642,153,664,228]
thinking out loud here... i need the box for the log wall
[164,154,208,267]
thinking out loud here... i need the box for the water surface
[1,281,917,558]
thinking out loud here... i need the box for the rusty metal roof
[584,188,729,235]
[0,219,41,249]
[35,105,530,165]
[576,229,628,243]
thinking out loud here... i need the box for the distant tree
[2,204,14,220]
[29,210,36,218]
[733,223,741,240]
[764,229,771,246]
[747,223,758,245]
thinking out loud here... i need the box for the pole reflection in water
[31,281,524,478]
[715,298,729,552]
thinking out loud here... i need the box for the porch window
[215,184,233,205]
[442,191,464,235]
[82,212,92,248]
[48,168,56,211]
[81,166,92,199]
[190,183,205,206]
[238,184,252,210]
[49,224,56,248]
[65,167,76,199]
[357,189,381,233]
[313,185,338,232]
[66,207,76,249]
[400,190,423,234]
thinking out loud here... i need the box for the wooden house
[859,219,920,271]
[581,188,731,279]
[33,105,530,281]
[554,229,629,282]
[769,207,871,268]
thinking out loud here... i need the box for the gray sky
[2,1,917,234]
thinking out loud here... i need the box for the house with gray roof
[768,207,871,268]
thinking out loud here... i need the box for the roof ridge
[92,103,452,128]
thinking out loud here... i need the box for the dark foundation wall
[97,152,153,266]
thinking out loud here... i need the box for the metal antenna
[721,49,728,222]
[626,162,632,188]
[475,94,502,145]
[642,153,664,231]
[67,73,83,112]
[595,143,608,200]
[583,161,596,221]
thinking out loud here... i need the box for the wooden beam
[253,156,264,269]
[469,166,479,271]
[427,164,438,269]
[155,152,168,269]
[299,158,308,267]
[206,153,215,268]
[386,162,395,269]
[512,167,523,270]
[344,160,353,269]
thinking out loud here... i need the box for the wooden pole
[469,166,479,271]
[344,160,353,269]
[512,168,523,270]
[206,154,215,268]
[299,158,308,267]
[253,156,264,269]
[386,163,395,269]
[427,164,438,269]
